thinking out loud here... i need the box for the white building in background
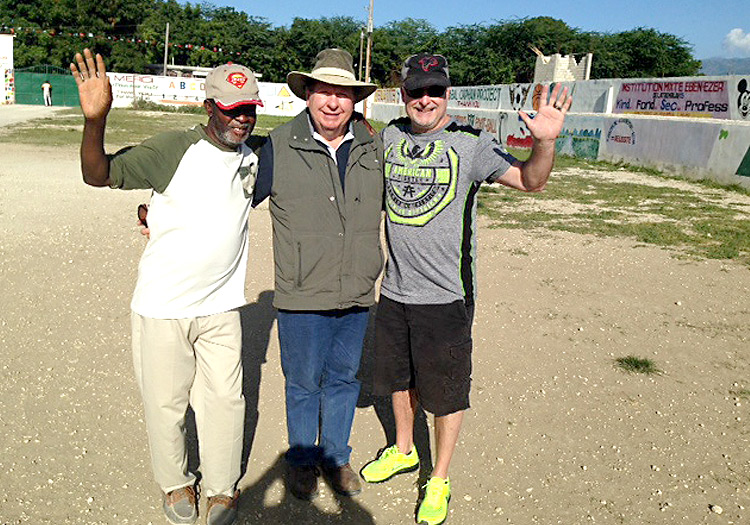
[534,52,593,83]
[1,33,14,104]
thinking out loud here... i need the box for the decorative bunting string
[0,25,254,57]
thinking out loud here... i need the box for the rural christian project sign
[614,80,730,119]
[449,86,501,110]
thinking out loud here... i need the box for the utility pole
[358,29,364,81]
[364,0,374,116]
[162,22,170,77]
[365,0,373,83]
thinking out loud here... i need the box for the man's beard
[219,125,249,146]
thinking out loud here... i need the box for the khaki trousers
[131,310,244,497]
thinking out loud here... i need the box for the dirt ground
[0,105,67,128]
[1,135,749,525]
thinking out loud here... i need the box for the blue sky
[214,0,749,59]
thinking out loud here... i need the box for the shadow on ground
[180,295,430,523]
[236,453,376,524]
[356,302,434,486]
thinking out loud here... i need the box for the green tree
[1,3,702,83]
[263,27,305,82]
[611,28,700,78]
[285,17,362,74]
[480,17,581,82]
[139,0,206,69]
[190,5,275,70]
[369,18,438,86]
[433,24,514,85]
[75,0,153,34]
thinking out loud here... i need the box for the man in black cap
[361,52,571,525]
[251,48,384,501]
[71,48,262,525]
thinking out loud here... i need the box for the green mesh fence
[15,65,79,106]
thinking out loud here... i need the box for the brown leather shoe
[287,465,319,500]
[162,485,198,524]
[323,463,362,496]
[206,490,239,525]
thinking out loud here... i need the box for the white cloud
[723,28,750,56]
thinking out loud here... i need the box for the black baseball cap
[401,53,450,90]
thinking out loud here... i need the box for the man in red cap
[71,49,263,525]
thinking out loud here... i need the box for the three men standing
[73,46,570,525]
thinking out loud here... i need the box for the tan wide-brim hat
[287,48,376,103]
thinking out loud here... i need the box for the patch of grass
[730,389,750,400]
[555,155,664,178]
[483,208,559,228]
[615,222,693,246]
[5,109,749,265]
[368,119,388,133]
[615,355,661,375]
[479,168,750,265]
[0,108,291,146]
[252,114,294,133]
[556,155,750,196]
[131,99,205,114]
[0,106,383,148]
[686,178,750,198]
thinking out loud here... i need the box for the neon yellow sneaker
[360,444,419,483]
[417,476,451,525]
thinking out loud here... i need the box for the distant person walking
[41,80,52,106]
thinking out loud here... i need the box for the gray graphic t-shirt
[381,118,516,305]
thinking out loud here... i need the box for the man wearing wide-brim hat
[251,48,384,501]
[285,49,376,111]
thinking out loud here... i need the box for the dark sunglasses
[405,86,447,99]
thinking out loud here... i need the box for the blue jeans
[277,307,369,468]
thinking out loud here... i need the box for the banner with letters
[106,72,309,116]
[614,80,730,119]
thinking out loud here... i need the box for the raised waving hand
[70,48,112,121]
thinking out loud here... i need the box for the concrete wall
[371,74,750,188]
[371,87,404,122]
[1,34,13,104]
